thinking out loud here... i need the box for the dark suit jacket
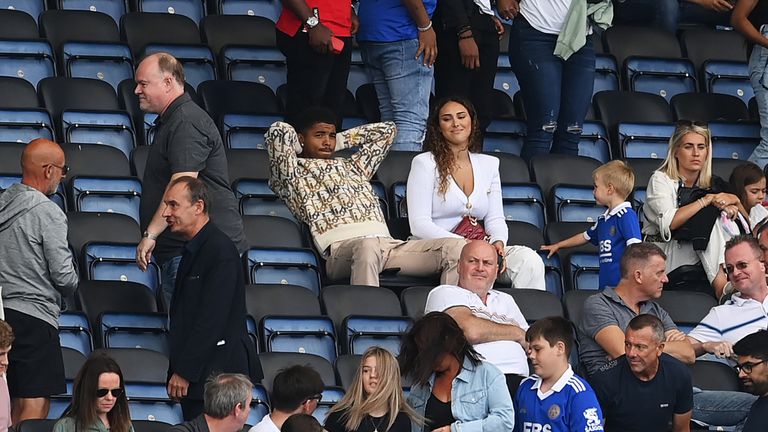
[169,222,262,400]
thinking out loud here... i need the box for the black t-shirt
[324,409,411,432]
[743,396,768,432]
[140,93,246,264]
[424,393,455,432]
[590,353,693,432]
[749,0,768,34]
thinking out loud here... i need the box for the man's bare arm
[445,306,527,349]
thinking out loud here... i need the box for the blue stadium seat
[59,311,93,356]
[709,121,759,161]
[69,176,141,223]
[704,60,753,105]
[217,0,281,21]
[579,121,611,163]
[248,385,270,426]
[142,44,215,88]
[82,242,160,293]
[390,182,407,220]
[343,316,412,356]
[594,54,619,97]
[0,108,55,142]
[143,112,157,145]
[539,252,564,298]
[625,57,696,101]
[484,118,525,155]
[618,122,676,159]
[221,113,283,149]
[100,312,168,355]
[314,387,345,424]
[0,40,55,87]
[221,46,286,92]
[129,401,183,423]
[57,0,126,24]
[551,185,602,223]
[0,0,45,23]
[62,110,136,159]
[62,42,133,91]
[565,252,600,291]
[493,66,519,100]
[260,315,337,362]
[632,186,647,220]
[500,183,545,230]
[233,178,296,221]
[244,248,321,295]
[370,180,389,219]
[136,0,205,24]
[48,399,70,419]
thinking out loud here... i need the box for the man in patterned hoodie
[265,107,466,287]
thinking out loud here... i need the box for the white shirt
[425,284,529,375]
[520,0,573,34]
[249,414,280,432]
[688,292,768,357]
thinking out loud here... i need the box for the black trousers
[434,12,499,131]
[276,29,352,127]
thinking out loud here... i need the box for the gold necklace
[368,415,386,432]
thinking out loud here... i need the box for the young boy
[515,316,604,432]
[541,160,641,289]
[0,320,13,432]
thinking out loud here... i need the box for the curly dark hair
[423,96,483,196]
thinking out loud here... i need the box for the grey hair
[627,314,665,344]
[204,373,253,419]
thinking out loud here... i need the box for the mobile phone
[331,36,345,54]
[497,253,504,275]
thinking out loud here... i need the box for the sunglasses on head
[676,119,709,128]
[96,388,123,398]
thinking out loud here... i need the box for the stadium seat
[579,121,611,163]
[242,214,303,249]
[235,179,295,219]
[625,57,696,101]
[346,62,371,96]
[593,91,673,158]
[691,360,740,392]
[334,354,362,390]
[101,347,170,400]
[399,286,432,320]
[258,352,337,391]
[62,110,136,159]
[563,289,597,323]
[128,401,183,424]
[77,280,159,336]
[261,315,337,362]
[712,158,744,182]
[551,184,602,223]
[245,283,320,326]
[61,346,87,394]
[243,248,321,295]
[389,182,407,219]
[226,148,270,183]
[198,80,282,126]
[130,145,150,178]
[247,385,270,427]
[355,83,380,123]
[505,221,563,297]
[0,39,56,88]
[670,93,749,123]
[487,89,517,119]
[132,0,205,25]
[618,122,676,160]
[0,0,45,25]
[0,142,25,172]
[484,118,525,155]
[0,76,39,108]
[314,386,345,424]
[495,153,531,183]
[69,176,140,222]
[67,211,140,259]
[370,180,390,218]
[655,291,717,334]
[202,13,275,53]
[500,184,546,229]
[709,121,760,161]
[375,151,419,191]
[142,44,216,89]
[497,288,564,323]
[57,0,126,24]
[0,108,55,142]
[16,419,57,432]
[530,154,601,222]
[545,221,598,292]
[215,0,280,20]
[493,66,519,101]
[703,60,753,106]
[342,315,412,355]
[132,420,175,432]
[120,12,201,58]
[0,9,39,40]
[593,54,619,97]
[221,113,283,149]
[679,27,748,75]
[320,284,403,334]
[59,311,94,355]
[100,312,168,354]
[627,158,662,191]
[82,242,160,293]
[602,25,683,82]
[61,43,133,92]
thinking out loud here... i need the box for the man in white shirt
[249,365,324,432]
[425,240,529,396]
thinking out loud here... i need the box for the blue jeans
[693,388,756,431]
[509,16,595,161]
[160,255,182,311]
[749,26,768,169]
[360,39,433,151]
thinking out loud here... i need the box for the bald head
[457,240,499,296]
[135,53,185,114]
[21,138,66,195]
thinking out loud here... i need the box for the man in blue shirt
[515,316,604,432]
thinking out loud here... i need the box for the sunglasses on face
[44,163,70,175]
[96,388,123,398]
[724,257,763,275]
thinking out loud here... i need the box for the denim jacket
[407,357,515,432]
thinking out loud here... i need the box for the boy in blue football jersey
[515,316,604,432]
[541,160,642,289]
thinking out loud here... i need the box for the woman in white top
[642,121,742,299]
[406,97,545,290]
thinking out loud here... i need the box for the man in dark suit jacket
[161,176,262,420]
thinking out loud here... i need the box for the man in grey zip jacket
[0,138,78,422]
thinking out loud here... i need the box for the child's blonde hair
[593,160,635,200]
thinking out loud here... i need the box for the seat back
[703,60,753,105]
[500,183,545,229]
[655,291,717,332]
[0,108,55,142]
[134,0,205,24]
[625,57,696,101]
[59,311,94,355]
[0,76,39,108]
[70,176,141,222]
[400,286,432,320]
[57,0,126,24]
[261,315,336,362]
[142,44,215,88]
[497,288,564,323]
[120,12,201,57]
[563,290,597,324]
[343,315,412,355]
[670,92,749,122]
[215,0,281,20]
[245,283,320,324]
[258,352,336,391]
[579,121,611,163]
[236,181,296,221]
[82,242,160,293]
[709,121,760,161]
[226,148,270,183]
[618,122,676,160]
[221,113,283,149]
[100,312,169,355]
[0,39,56,88]
[199,80,281,121]
[321,285,403,334]
[593,91,672,157]
[484,118,525,156]
[77,280,159,335]
[67,211,140,260]
[243,248,321,295]
[691,360,740,392]
[0,9,39,40]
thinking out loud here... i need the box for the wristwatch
[143,230,158,240]
[305,15,319,29]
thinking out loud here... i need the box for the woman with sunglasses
[53,353,133,432]
[642,121,741,299]
[324,347,418,432]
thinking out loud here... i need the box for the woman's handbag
[451,216,489,241]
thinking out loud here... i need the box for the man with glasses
[249,365,324,432]
[0,138,78,422]
[733,330,768,431]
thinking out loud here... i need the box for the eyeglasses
[96,388,124,398]
[676,119,709,128]
[44,163,69,175]
[724,257,763,275]
[734,359,766,374]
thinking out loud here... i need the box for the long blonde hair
[327,347,420,431]
[658,121,713,188]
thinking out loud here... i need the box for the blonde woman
[324,347,418,432]
[642,121,742,298]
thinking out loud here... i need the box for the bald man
[425,240,530,397]
[0,138,78,422]
[133,53,245,309]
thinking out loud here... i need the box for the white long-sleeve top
[406,152,508,246]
